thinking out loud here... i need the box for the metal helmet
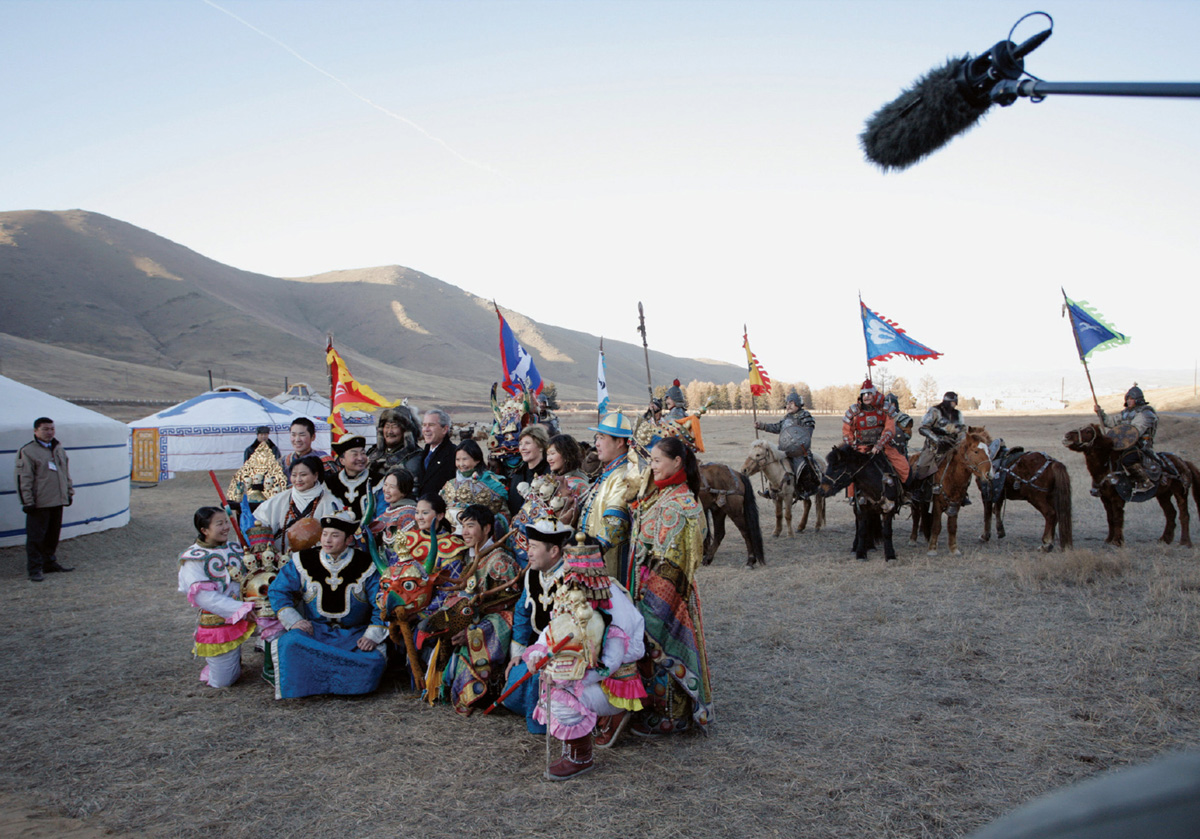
[786,390,804,409]
[665,379,685,406]
[1125,385,1145,405]
[859,379,880,408]
[884,392,899,410]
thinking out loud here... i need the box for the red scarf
[653,469,688,490]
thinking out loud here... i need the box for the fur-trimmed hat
[319,515,356,536]
[332,433,367,456]
[524,517,573,546]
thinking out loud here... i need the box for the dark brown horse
[1062,424,1196,547]
[698,463,765,567]
[979,449,1073,552]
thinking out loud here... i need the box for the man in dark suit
[414,409,457,500]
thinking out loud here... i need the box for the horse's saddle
[790,454,821,497]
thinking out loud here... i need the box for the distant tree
[872,366,896,395]
[917,374,939,407]
[891,376,915,410]
[725,381,741,410]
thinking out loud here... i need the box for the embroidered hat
[587,411,634,439]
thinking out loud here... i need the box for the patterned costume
[441,469,509,535]
[280,449,335,482]
[506,472,589,567]
[842,381,909,482]
[326,468,371,524]
[578,453,638,587]
[177,541,255,688]
[631,477,713,735]
[501,554,568,733]
[266,545,387,700]
[252,484,344,552]
[369,500,418,566]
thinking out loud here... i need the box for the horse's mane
[751,438,785,458]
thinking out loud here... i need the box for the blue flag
[860,301,941,366]
[496,307,543,395]
[1063,293,1130,359]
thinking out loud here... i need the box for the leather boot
[545,734,594,781]
[594,711,629,749]
[1128,463,1152,489]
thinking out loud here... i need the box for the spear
[637,302,654,402]
[482,633,575,715]
[208,470,249,550]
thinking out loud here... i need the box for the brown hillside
[0,210,742,403]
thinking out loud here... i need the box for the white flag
[597,349,610,414]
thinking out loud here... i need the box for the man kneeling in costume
[503,518,646,780]
[266,515,387,699]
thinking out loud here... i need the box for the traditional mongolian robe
[326,468,372,524]
[506,473,589,567]
[177,540,255,688]
[252,484,343,552]
[266,546,387,700]
[502,560,567,733]
[578,453,638,587]
[632,478,713,734]
[440,469,509,536]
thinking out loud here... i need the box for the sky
[4,0,1199,395]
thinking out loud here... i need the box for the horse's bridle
[1064,425,1098,450]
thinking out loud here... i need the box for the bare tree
[917,374,939,407]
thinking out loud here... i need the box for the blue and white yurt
[0,375,130,548]
[128,386,332,481]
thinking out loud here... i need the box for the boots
[261,638,275,685]
[545,734,594,781]
[1128,462,1153,489]
[593,711,629,749]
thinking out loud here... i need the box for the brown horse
[1062,424,1196,547]
[911,427,992,556]
[741,439,826,537]
[979,449,1074,552]
[698,463,766,567]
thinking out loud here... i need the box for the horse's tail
[1188,460,1200,520]
[1049,460,1073,549]
[738,470,765,564]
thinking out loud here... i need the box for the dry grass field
[2,412,1199,839]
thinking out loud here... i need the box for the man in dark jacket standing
[414,409,457,500]
[15,417,74,582]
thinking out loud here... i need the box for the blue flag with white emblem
[597,346,610,414]
[1063,293,1130,359]
[860,301,942,366]
[496,306,543,396]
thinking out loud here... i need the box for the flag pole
[1062,287,1101,410]
[745,324,759,439]
[858,293,873,382]
[637,302,654,403]
[326,332,337,437]
[598,337,604,423]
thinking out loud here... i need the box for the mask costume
[506,472,589,567]
[177,538,256,688]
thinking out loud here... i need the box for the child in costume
[177,507,256,688]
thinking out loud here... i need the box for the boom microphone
[860,21,1053,172]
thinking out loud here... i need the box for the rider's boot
[1128,462,1153,489]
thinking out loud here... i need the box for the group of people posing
[177,393,712,781]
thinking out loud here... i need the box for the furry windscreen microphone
[859,56,992,172]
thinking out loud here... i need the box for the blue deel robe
[267,547,388,700]
[499,563,563,733]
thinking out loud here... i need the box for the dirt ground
[2,412,1199,839]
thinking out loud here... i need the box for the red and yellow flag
[743,331,771,396]
[326,340,400,436]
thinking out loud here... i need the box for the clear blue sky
[4,0,1198,392]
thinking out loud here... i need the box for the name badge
[48,462,58,471]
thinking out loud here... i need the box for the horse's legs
[796,497,808,533]
[882,511,897,561]
[703,509,725,565]
[1028,492,1056,552]
[926,498,943,555]
[1177,483,1192,548]
[980,495,993,543]
[947,509,960,556]
[1157,492,1177,545]
[815,495,826,531]
[1109,497,1125,547]
[771,496,783,538]
[995,496,1006,540]
[854,507,870,561]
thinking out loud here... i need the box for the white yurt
[1,375,131,548]
[128,387,332,481]
[273,383,377,445]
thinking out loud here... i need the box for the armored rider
[1095,385,1159,490]
[536,393,562,438]
[842,380,910,484]
[754,389,816,484]
[884,392,915,456]
[912,391,966,481]
[663,380,687,421]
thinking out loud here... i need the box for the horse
[1062,424,1196,548]
[697,463,766,567]
[978,446,1074,552]
[819,444,902,561]
[910,427,992,556]
[741,439,825,537]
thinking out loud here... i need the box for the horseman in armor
[535,393,562,438]
[842,380,910,483]
[1095,385,1159,491]
[755,389,817,485]
[912,391,966,481]
[663,381,687,421]
[884,393,915,456]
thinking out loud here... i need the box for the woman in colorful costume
[439,439,509,536]
[177,507,256,688]
[252,455,343,552]
[370,467,419,566]
[631,436,713,736]
[521,523,647,780]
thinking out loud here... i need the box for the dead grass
[1,415,1199,838]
